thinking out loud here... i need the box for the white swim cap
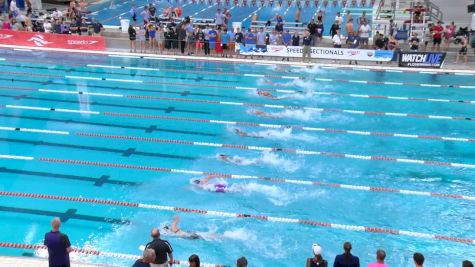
[313,243,322,255]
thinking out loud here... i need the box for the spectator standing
[431,21,444,51]
[235,27,244,49]
[275,21,284,33]
[141,7,150,23]
[454,34,468,64]
[347,31,360,64]
[44,218,72,267]
[316,18,324,42]
[444,21,456,51]
[282,29,291,61]
[316,10,324,22]
[413,253,424,267]
[307,18,317,45]
[156,26,165,53]
[269,30,281,45]
[186,22,195,55]
[251,12,258,24]
[357,11,367,25]
[138,25,146,53]
[245,28,257,49]
[345,18,354,38]
[203,24,211,55]
[237,257,248,267]
[130,4,138,22]
[79,18,88,35]
[227,28,235,55]
[133,249,156,267]
[389,19,397,37]
[256,27,266,48]
[332,28,342,48]
[463,261,474,267]
[215,9,225,28]
[221,28,230,57]
[409,32,420,51]
[178,23,187,54]
[148,24,156,53]
[302,30,312,62]
[295,7,302,26]
[292,30,300,46]
[195,28,205,55]
[358,20,371,49]
[346,10,353,23]
[129,24,137,52]
[208,26,218,55]
[224,8,232,27]
[367,249,388,267]
[306,243,328,267]
[333,242,360,267]
[335,12,343,25]
[145,228,174,267]
[188,254,201,267]
[330,20,340,37]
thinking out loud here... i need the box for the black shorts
[221,44,228,49]
[433,37,442,45]
[459,47,468,55]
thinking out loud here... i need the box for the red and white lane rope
[104,112,475,143]
[74,132,475,169]
[0,192,474,245]
[126,95,475,122]
[33,156,475,202]
[37,86,475,106]
[0,242,229,267]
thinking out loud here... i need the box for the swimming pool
[0,48,474,267]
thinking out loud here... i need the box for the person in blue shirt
[333,242,360,267]
[208,26,217,55]
[221,29,230,57]
[245,28,256,49]
[282,29,292,61]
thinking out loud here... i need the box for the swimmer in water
[233,128,263,138]
[218,154,242,164]
[257,89,277,99]
[193,174,228,193]
[249,109,278,118]
[162,215,202,239]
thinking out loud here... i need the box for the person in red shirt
[431,21,444,51]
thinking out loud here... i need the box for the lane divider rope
[103,112,475,143]
[32,156,475,202]
[0,242,228,267]
[2,100,472,144]
[0,191,474,245]
[125,95,475,122]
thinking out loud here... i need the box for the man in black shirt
[145,228,174,267]
[330,20,340,37]
[307,18,317,45]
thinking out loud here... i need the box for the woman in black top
[306,244,328,267]
[188,254,200,267]
[128,25,137,52]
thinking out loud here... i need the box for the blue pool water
[0,48,475,267]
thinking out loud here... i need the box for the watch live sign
[398,52,447,68]
[0,30,106,51]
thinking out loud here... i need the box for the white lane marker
[0,126,69,135]
[0,154,34,160]
[39,89,123,97]
[65,75,102,81]
[244,74,265,77]
[6,105,99,114]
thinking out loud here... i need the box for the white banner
[238,44,394,62]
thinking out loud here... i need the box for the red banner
[0,30,106,51]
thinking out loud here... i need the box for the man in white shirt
[256,27,266,47]
[335,12,343,25]
[358,20,371,49]
[215,9,225,28]
[332,28,342,48]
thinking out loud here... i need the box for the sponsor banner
[0,30,106,51]
[238,44,394,61]
[398,52,446,69]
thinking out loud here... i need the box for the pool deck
[0,256,119,267]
